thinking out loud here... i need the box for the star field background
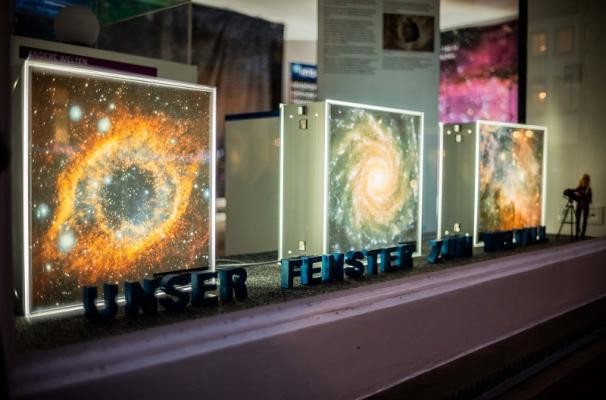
[328,105,420,252]
[478,124,544,233]
[29,66,212,312]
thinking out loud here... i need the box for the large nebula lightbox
[280,100,423,259]
[437,121,547,246]
[20,60,216,315]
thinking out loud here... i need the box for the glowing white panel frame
[437,122,444,239]
[20,59,217,317]
[278,103,287,261]
[472,120,548,247]
[279,99,424,258]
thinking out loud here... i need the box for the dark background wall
[98,4,284,195]
[1,0,14,383]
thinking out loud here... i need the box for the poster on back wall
[440,20,519,123]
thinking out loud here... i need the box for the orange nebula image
[28,65,212,312]
[478,124,545,232]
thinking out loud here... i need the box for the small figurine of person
[574,174,592,239]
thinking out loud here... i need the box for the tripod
[556,199,576,240]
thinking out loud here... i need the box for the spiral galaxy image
[478,124,544,233]
[28,65,212,312]
[328,104,421,252]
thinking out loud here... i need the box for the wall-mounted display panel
[280,100,423,259]
[17,59,216,316]
[438,121,547,245]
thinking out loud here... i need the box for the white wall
[225,116,280,255]
[527,0,606,237]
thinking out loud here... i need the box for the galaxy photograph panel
[29,65,212,312]
[328,104,420,252]
[478,124,544,233]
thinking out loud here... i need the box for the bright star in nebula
[97,116,111,133]
[69,104,82,121]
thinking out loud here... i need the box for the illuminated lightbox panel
[279,100,423,259]
[438,121,547,245]
[19,60,216,316]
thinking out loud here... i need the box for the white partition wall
[225,113,280,256]
[437,122,476,239]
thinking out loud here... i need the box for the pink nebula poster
[440,21,518,123]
